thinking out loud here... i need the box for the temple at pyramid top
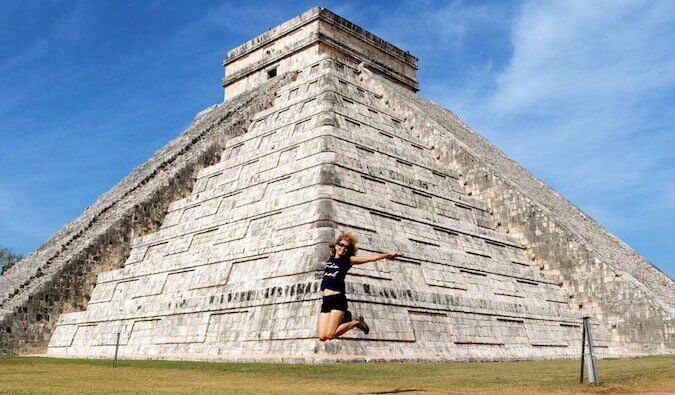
[222,7,419,98]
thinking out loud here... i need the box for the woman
[317,232,401,341]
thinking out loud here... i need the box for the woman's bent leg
[333,316,360,338]
[321,310,344,339]
[317,312,332,341]
[327,310,360,339]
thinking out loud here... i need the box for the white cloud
[485,1,674,193]
[428,0,675,270]
[490,0,675,115]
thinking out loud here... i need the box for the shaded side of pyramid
[0,72,297,355]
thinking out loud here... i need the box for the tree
[0,247,23,275]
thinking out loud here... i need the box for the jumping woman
[317,232,401,341]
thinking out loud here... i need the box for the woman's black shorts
[321,293,348,313]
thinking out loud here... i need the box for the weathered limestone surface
[0,74,296,354]
[3,7,672,361]
[223,7,418,98]
[355,66,674,356]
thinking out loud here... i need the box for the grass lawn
[0,355,672,394]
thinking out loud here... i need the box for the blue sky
[1,1,673,277]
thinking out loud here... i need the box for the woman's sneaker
[356,315,370,334]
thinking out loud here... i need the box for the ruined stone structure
[1,8,672,361]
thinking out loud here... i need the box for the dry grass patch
[0,355,672,394]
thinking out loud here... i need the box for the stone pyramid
[1,8,672,361]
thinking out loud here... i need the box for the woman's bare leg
[327,310,360,339]
[333,318,360,338]
[324,310,343,339]
[317,312,332,341]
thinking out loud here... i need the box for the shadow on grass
[362,389,426,394]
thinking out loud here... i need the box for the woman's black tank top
[320,255,351,294]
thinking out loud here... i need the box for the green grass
[0,355,673,394]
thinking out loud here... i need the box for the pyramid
[1,8,672,361]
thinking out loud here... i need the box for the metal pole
[580,317,600,386]
[585,318,599,385]
[579,319,586,383]
[113,332,120,368]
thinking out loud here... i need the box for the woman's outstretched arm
[350,251,401,265]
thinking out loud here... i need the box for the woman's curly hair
[329,232,358,258]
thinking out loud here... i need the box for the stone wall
[0,73,296,355]
[223,7,418,98]
[359,66,673,356]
